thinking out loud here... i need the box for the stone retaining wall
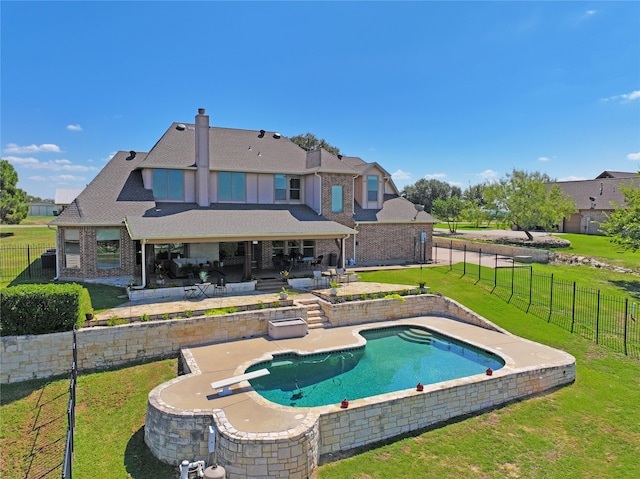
[321,293,507,332]
[317,364,572,458]
[0,306,307,383]
[434,237,550,263]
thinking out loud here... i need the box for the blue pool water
[247,326,504,408]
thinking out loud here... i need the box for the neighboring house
[54,188,83,215]
[51,108,436,284]
[28,202,57,216]
[552,171,638,235]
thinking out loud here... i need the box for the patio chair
[313,270,329,288]
[214,277,227,296]
[183,282,198,299]
[310,255,323,269]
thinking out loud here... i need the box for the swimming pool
[247,325,505,407]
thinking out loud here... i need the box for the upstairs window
[331,185,343,213]
[289,177,301,200]
[367,175,378,202]
[275,174,301,201]
[153,169,184,200]
[275,174,287,200]
[219,172,246,201]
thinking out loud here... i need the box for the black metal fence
[0,244,57,283]
[62,329,77,479]
[434,243,639,359]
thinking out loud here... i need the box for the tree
[402,178,462,213]
[432,196,465,233]
[0,159,29,224]
[600,175,640,252]
[484,169,576,240]
[289,133,341,157]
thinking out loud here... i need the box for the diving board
[210,368,270,396]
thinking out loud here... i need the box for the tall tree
[402,178,461,213]
[484,169,576,240]
[289,133,341,157]
[600,174,640,251]
[432,196,465,233]
[0,159,29,224]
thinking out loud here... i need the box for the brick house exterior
[51,108,436,284]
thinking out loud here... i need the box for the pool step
[295,297,331,329]
[398,329,434,345]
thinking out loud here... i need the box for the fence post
[570,281,576,333]
[494,253,498,289]
[526,266,533,313]
[463,244,467,276]
[624,298,629,356]
[449,241,452,271]
[596,290,601,345]
[548,273,554,322]
[508,258,514,303]
[27,244,32,279]
[478,248,482,282]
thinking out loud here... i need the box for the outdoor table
[196,282,213,298]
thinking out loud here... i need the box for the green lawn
[553,233,640,271]
[2,266,639,479]
[0,224,56,246]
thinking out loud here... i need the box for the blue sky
[2,1,639,200]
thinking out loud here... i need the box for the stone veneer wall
[317,365,573,458]
[321,293,506,332]
[433,237,550,263]
[144,294,575,478]
[0,306,307,384]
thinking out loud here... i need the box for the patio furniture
[183,283,198,299]
[196,282,213,298]
[214,277,227,296]
[313,270,328,288]
[310,255,323,269]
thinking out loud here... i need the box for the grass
[1,360,178,479]
[553,233,640,271]
[0,223,56,246]
[2,266,639,478]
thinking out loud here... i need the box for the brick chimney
[195,108,210,207]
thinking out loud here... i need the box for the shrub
[140,313,150,322]
[184,310,194,318]
[0,283,90,336]
[106,315,127,326]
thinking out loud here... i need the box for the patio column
[243,241,252,280]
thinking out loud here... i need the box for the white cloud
[5,155,97,172]
[66,124,83,131]
[478,169,498,180]
[558,176,587,182]
[626,152,640,161]
[5,156,39,165]
[424,173,447,179]
[602,90,640,103]
[3,143,62,154]
[448,181,463,187]
[28,174,86,183]
[391,169,412,181]
[538,156,551,162]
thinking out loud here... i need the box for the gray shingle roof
[51,151,154,226]
[126,203,356,241]
[354,195,438,223]
[553,176,638,210]
[143,123,360,175]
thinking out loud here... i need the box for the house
[552,171,638,235]
[54,188,83,215]
[51,108,436,285]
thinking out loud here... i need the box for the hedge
[0,283,91,336]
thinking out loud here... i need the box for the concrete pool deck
[158,315,573,433]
